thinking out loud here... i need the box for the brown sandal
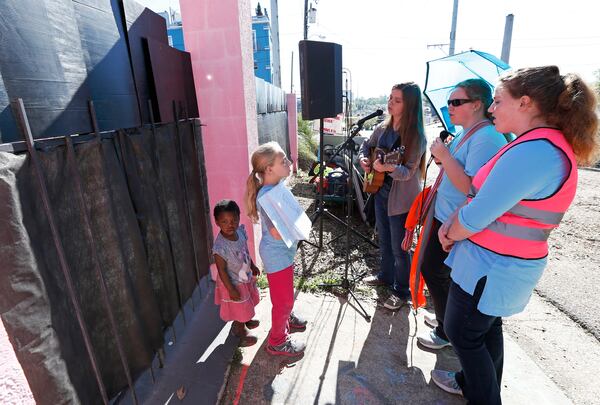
[231,321,247,338]
[245,319,260,329]
[238,335,258,347]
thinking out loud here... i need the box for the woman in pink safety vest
[430,66,599,405]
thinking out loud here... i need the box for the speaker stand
[309,119,377,250]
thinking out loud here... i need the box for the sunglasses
[447,99,473,107]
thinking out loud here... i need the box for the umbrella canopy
[424,50,510,132]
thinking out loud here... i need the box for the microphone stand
[308,122,377,250]
[317,122,374,321]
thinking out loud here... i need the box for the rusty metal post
[64,132,139,405]
[148,100,185,336]
[11,98,109,404]
[172,101,201,301]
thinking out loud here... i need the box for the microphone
[427,130,453,168]
[439,130,452,142]
[355,109,384,128]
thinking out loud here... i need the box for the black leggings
[420,218,451,340]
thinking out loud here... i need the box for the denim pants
[374,183,411,299]
[445,278,504,405]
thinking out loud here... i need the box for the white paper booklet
[258,181,312,248]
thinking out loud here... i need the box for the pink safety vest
[466,127,577,260]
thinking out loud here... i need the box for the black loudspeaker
[298,40,343,120]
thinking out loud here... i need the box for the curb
[215,362,232,405]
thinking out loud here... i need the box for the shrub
[297,118,317,171]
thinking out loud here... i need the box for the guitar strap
[384,126,403,154]
[376,126,402,151]
[391,129,403,152]
[378,126,403,184]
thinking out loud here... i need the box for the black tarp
[0,120,210,403]
[72,0,141,131]
[0,0,199,143]
[0,0,93,142]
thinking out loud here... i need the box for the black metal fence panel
[121,0,170,125]
[145,39,199,123]
[255,77,286,114]
[257,111,290,156]
[255,77,289,154]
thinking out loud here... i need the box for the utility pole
[449,0,459,55]
[290,51,294,93]
[501,14,514,64]
[303,0,309,39]
[270,0,282,87]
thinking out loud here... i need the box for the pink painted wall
[180,0,260,255]
[0,319,35,404]
[286,93,298,173]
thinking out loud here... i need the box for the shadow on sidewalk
[333,302,464,404]
[220,291,465,404]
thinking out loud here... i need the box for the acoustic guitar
[363,146,405,194]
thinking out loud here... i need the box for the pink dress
[212,225,260,322]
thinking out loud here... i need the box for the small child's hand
[228,287,241,301]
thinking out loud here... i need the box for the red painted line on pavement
[233,364,249,405]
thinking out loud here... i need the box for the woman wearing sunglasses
[432,66,598,404]
[417,79,507,351]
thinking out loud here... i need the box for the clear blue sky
[138,0,600,98]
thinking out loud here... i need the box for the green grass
[256,273,269,289]
[231,347,243,365]
[256,270,342,294]
[294,273,341,294]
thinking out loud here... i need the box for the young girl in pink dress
[212,199,261,347]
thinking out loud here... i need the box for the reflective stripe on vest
[485,220,552,241]
[470,183,565,225]
[466,127,577,260]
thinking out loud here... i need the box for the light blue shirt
[257,183,298,273]
[445,139,570,317]
[434,124,507,223]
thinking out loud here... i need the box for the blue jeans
[445,278,504,405]
[374,183,411,299]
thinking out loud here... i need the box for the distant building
[252,3,273,83]
[159,9,185,51]
[157,4,283,82]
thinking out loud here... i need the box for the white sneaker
[417,329,451,350]
[431,370,463,396]
[423,310,438,328]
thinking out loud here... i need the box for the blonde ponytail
[245,170,261,223]
[244,142,285,223]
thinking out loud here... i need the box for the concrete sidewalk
[220,290,572,404]
[115,278,239,405]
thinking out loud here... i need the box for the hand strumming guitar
[359,157,371,173]
[373,158,396,173]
